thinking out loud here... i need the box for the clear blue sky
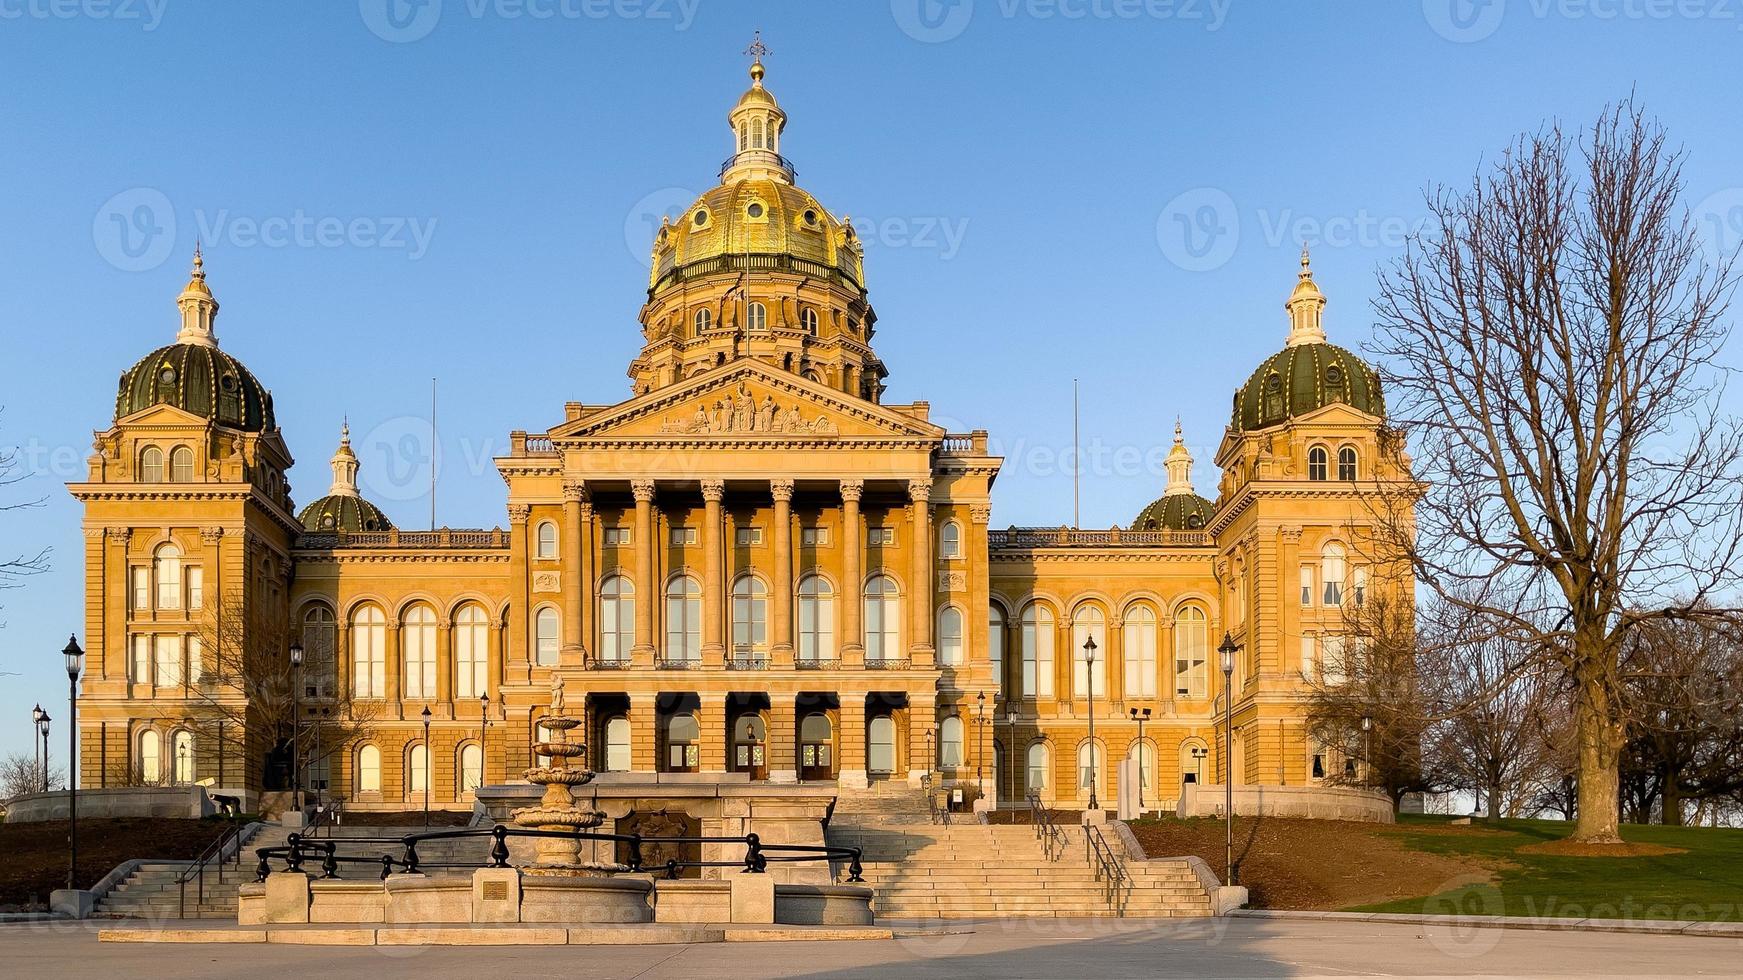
[3,1,1741,763]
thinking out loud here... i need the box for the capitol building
[68,58,1416,814]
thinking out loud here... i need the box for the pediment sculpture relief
[659,384,839,435]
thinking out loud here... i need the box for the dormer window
[800,307,818,335]
[747,302,768,331]
[693,209,710,228]
[1338,446,1358,481]
[1308,446,1329,481]
[747,202,765,219]
[695,308,712,333]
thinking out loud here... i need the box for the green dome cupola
[114,248,276,432]
[297,422,395,532]
[1133,421,1216,531]
[1231,249,1384,433]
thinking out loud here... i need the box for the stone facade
[69,59,1416,814]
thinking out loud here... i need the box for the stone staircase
[826,795,1213,919]
[94,822,489,920]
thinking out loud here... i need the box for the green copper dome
[1132,492,1215,532]
[1231,342,1384,433]
[116,342,275,432]
[298,494,394,533]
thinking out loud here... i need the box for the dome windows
[746,202,765,219]
[695,308,712,333]
[140,446,166,483]
[803,209,818,227]
[747,302,768,331]
[157,364,177,386]
[1338,446,1358,481]
[693,209,710,228]
[799,307,818,335]
[1308,446,1329,481]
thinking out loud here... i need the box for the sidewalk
[1231,908,1743,938]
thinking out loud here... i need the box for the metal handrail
[1027,791,1066,861]
[1083,821,1130,916]
[257,826,864,884]
[175,816,247,918]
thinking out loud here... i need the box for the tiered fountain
[511,676,625,877]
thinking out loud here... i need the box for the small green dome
[1231,342,1383,433]
[116,343,275,432]
[298,494,394,533]
[1133,493,1215,532]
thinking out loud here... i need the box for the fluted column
[631,479,657,667]
[385,621,403,719]
[908,478,935,666]
[701,480,726,668]
[436,621,454,711]
[770,479,795,668]
[840,480,864,667]
[507,504,530,685]
[562,482,588,664]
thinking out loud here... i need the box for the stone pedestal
[730,873,776,924]
[262,872,311,924]
[471,868,522,923]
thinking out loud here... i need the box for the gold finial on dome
[329,418,360,497]
[1285,245,1328,348]
[724,32,791,184]
[175,243,220,347]
[1163,418,1195,497]
[745,30,771,79]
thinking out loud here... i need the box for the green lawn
[1356,816,1743,922]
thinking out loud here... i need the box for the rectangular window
[1301,635,1317,681]
[1353,566,1369,608]
[153,634,182,687]
[187,566,203,610]
[867,527,896,546]
[669,527,698,546]
[735,527,764,547]
[1322,635,1347,685]
[131,634,150,683]
[1300,566,1314,607]
[602,527,631,547]
[132,567,150,612]
[800,526,830,547]
[187,636,203,684]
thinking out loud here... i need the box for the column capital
[508,504,531,525]
[907,478,933,503]
[770,478,795,503]
[1278,524,1303,544]
[631,479,657,503]
[112,527,132,544]
[969,504,993,526]
[839,479,865,504]
[701,479,726,502]
[199,526,225,543]
[562,481,589,504]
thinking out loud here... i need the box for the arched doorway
[799,712,834,781]
[665,713,699,773]
[733,714,767,780]
[867,715,897,777]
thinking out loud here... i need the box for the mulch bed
[0,817,237,911]
[1516,839,1686,857]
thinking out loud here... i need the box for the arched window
[357,744,382,794]
[1026,742,1050,791]
[140,446,166,483]
[169,446,195,482]
[989,604,1007,689]
[863,575,901,664]
[1321,542,1347,605]
[939,521,963,559]
[799,307,818,335]
[665,575,702,664]
[352,605,386,698]
[868,716,897,774]
[598,575,634,664]
[1020,603,1055,698]
[1123,604,1158,699]
[799,713,833,776]
[1179,739,1209,785]
[1174,605,1209,699]
[169,730,193,784]
[1338,446,1358,481]
[455,604,489,698]
[535,521,558,559]
[139,729,162,784]
[734,714,767,773]
[534,607,560,666]
[1308,446,1329,481]
[1127,739,1156,794]
[797,574,835,664]
[732,576,769,655]
[459,743,483,795]
[939,715,965,768]
[694,308,712,333]
[1071,606,1107,699]
[666,713,700,771]
[746,301,767,331]
[937,606,965,666]
[751,117,766,149]
[403,604,437,699]
[153,543,182,610]
[408,744,429,795]
[738,124,748,152]
[302,605,337,698]
[1077,741,1102,794]
[605,716,631,771]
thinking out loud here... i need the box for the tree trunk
[1486,781,1502,820]
[1572,670,1624,843]
[1661,777,1685,826]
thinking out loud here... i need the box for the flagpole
[430,377,437,531]
[1073,379,1081,530]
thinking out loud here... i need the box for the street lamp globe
[63,635,84,680]
[38,711,50,736]
[289,643,304,668]
[33,703,44,726]
[1218,633,1237,676]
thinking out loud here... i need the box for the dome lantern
[175,243,220,348]
[1162,419,1195,498]
[1285,245,1327,348]
[298,420,394,533]
[723,32,792,184]
[328,419,360,497]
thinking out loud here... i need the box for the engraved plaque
[482,881,508,901]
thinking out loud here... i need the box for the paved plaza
[4,916,1739,978]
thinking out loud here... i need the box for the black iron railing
[1028,790,1067,861]
[726,655,768,671]
[257,826,863,884]
[175,814,248,918]
[1083,821,1130,915]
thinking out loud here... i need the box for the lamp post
[1189,745,1208,787]
[37,711,51,792]
[1361,714,1373,789]
[975,691,987,805]
[1004,704,1017,802]
[1083,635,1099,811]
[31,703,44,791]
[64,635,85,891]
[1129,706,1151,811]
[480,691,491,788]
[1217,632,1238,886]
[421,705,433,828]
[288,642,303,815]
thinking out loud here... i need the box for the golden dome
[649,178,864,293]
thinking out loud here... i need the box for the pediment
[113,403,211,429]
[549,362,945,443]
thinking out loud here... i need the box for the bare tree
[1617,615,1743,824]
[1369,102,1743,842]
[1,752,61,800]
[1431,614,1565,818]
[0,410,51,629]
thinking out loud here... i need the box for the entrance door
[867,716,896,776]
[732,715,767,780]
[665,713,699,773]
[798,713,834,781]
